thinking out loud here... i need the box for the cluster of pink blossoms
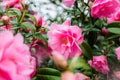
[1,0,120,79]
[90,0,120,75]
[0,31,36,80]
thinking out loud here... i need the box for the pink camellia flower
[62,0,76,7]
[115,47,120,60]
[13,4,22,11]
[0,31,36,80]
[91,0,120,18]
[88,55,110,74]
[47,20,84,59]
[107,10,120,23]
[1,0,21,8]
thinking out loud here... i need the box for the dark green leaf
[37,68,61,76]
[106,22,120,28]
[80,41,93,59]
[33,32,47,42]
[37,75,60,80]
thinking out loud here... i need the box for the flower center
[61,37,68,45]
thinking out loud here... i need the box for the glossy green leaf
[9,8,21,18]
[80,41,93,59]
[37,75,60,80]
[37,68,61,76]
[26,14,37,24]
[107,28,120,34]
[106,22,120,28]
[33,32,47,42]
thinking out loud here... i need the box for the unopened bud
[61,71,75,80]
[1,16,10,25]
[101,27,108,35]
[52,52,67,71]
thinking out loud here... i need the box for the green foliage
[80,41,93,60]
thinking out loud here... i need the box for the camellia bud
[52,52,67,71]
[1,16,10,25]
[101,27,108,35]
[61,71,75,80]
[88,1,93,7]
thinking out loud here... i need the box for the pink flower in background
[107,10,120,23]
[88,55,110,74]
[115,47,120,60]
[13,4,22,11]
[47,20,83,59]
[0,31,36,80]
[1,0,21,8]
[91,0,120,18]
[62,0,76,7]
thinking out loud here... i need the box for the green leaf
[9,8,21,18]
[0,6,5,13]
[107,35,120,40]
[21,22,36,32]
[73,58,91,70]
[8,11,16,17]
[37,75,60,80]
[107,28,120,34]
[37,68,61,76]
[87,31,97,47]
[80,41,93,59]
[33,32,47,42]
[26,14,37,24]
[106,22,120,28]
